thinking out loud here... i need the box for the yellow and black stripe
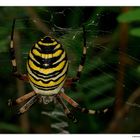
[27,36,68,95]
[10,19,86,95]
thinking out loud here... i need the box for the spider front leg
[75,25,87,82]
[10,19,28,82]
[64,25,87,88]
[60,92,108,115]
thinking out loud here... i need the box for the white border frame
[1,0,140,6]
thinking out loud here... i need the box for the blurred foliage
[117,8,140,23]
[0,7,140,134]
[0,122,25,133]
[118,8,140,37]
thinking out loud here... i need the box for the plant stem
[115,7,130,114]
[15,30,30,132]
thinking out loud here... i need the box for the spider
[8,19,107,123]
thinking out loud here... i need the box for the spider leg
[60,92,108,115]
[56,94,77,123]
[64,25,87,88]
[8,91,36,106]
[75,25,87,82]
[17,94,39,116]
[10,18,28,82]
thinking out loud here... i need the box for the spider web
[12,7,140,107]
[4,7,140,133]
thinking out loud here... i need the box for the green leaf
[88,82,114,99]
[82,74,114,88]
[0,122,24,133]
[0,41,8,53]
[84,57,105,74]
[117,8,140,23]
[90,97,115,109]
[130,28,140,37]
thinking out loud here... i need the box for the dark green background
[0,7,140,133]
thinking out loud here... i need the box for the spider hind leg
[17,94,39,116]
[56,94,77,123]
[60,92,108,115]
[8,91,36,106]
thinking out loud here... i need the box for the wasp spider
[8,19,108,123]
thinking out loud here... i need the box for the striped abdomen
[27,36,68,95]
